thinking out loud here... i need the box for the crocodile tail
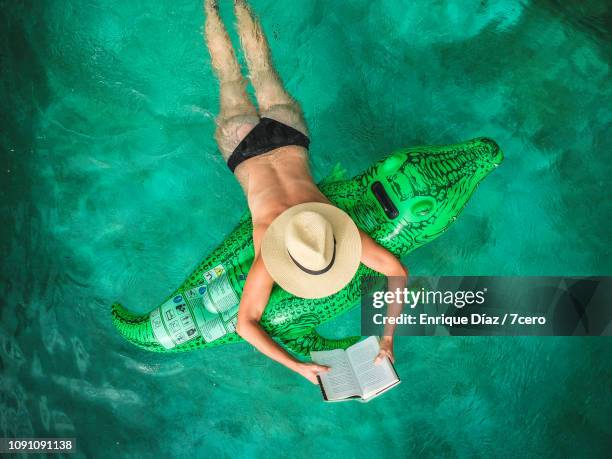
[111,302,166,352]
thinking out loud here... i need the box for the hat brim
[261,202,362,299]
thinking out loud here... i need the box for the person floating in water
[204,0,407,384]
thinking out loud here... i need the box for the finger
[315,365,330,372]
[376,351,392,364]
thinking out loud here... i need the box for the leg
[204,0,259,160]
[234,0,308,136]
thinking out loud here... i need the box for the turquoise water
[1,0,611,457]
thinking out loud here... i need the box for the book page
[346,337,399,400]
[311,349,362,400]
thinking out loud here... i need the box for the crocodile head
[351,137,503,256]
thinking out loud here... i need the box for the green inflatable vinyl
[111,137,503,355]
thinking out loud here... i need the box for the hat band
[287,238,336,276]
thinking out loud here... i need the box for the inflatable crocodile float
[112,137,503,355]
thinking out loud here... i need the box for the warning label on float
[150,294,200,349]
[184,264,239,343]
[150,264,240,348]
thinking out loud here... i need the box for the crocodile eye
[410,197,436,219]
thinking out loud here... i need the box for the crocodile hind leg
[280,330,361,357]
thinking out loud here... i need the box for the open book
[311,336,400,402]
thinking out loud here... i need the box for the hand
[295,362,330,384]
[374,336,395,365]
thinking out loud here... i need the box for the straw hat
[261,202,362,299]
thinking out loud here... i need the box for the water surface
[1,0,611,457]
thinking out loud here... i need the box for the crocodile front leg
[280,330,361,356]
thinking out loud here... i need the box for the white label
[202,264,225,283]
[182,263,240,343]
[203,274,239,314]
[150,308,174,349]
[150,294,200,349]
[197,315,227,342]
[225,315,238,333]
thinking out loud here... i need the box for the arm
[236,255,329,383]
[359,230,409,364]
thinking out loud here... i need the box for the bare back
[234,145,329,253]
[205,1,326,254]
